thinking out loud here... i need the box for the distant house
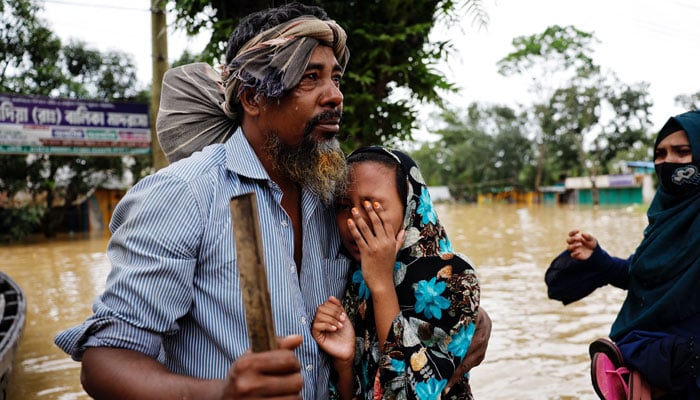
[539,161,656,206]
[427,186,453,202]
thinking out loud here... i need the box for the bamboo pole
[229,192,277,352]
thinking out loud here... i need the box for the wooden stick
[230,192,278,352]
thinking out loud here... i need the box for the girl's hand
[348,201,405,293]
[311,296,354,362]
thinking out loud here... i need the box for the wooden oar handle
[230,192,278,352]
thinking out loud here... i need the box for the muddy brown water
[2,203,647,399]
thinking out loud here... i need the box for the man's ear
[240,89,261,116]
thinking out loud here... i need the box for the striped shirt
[54,129,350,398]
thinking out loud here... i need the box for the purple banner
[0,93,151,156]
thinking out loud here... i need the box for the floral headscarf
[338,146,480,399]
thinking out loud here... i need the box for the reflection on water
[1,204,648,399]
[3,232,110,399]
[438,204,646,400]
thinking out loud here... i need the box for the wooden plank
[230,192,278,352]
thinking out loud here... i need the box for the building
[539,161,656,206]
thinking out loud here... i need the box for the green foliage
[497,25,599,79]
[675,90,700,111]
[168,0,486,149]
[0,0,148,239]
[412,103,534,200]
[0,204,43,242]
[497,25,653,195]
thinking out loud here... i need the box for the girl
[312,146,480,399]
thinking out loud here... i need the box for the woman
[545,110,700,400]
[312,146,480,399]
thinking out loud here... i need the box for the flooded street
[1,203,648,399]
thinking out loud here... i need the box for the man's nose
[321,81,343,109]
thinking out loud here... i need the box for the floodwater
[1,203,648,399]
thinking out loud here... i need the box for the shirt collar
[225,127,270,181]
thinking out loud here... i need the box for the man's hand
[445,307,491,393]
[221,335,304,399]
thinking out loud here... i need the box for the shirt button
[301,316,307,325]
[281,220,288,227]
[306,364,313,372]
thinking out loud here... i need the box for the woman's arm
[545,243,631,304]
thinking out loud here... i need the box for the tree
[411,103,532,201]
[498,25,653,204]
[168,0,488,149]
[0,0,148,239]
[675,90,700,111]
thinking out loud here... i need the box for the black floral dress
[331,147,480,400]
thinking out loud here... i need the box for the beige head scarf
[157,16,349,163]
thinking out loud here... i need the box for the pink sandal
[591,351,630,400]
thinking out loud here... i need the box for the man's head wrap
[156,15,349,163]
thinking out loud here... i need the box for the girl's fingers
[315,298,347,322]
[326,296,342,306]
[350,207,374,241]
[346,218,366,246]
[312,321,339,333]
[362,201,386,235]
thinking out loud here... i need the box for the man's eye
[302,72,318,81]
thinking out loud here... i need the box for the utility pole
[150,0,169,170]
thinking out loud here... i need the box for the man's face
[261,45,347,205]
[260,45,344,147]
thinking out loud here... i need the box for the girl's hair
[346,151,408,208]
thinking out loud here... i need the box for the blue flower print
[417,187,437,225]
[439,237,453,253]
[414,277,450,320]
[415,378,447,400]
[352,269,370,299]
[390,358,405,374]
[448,321,476,359]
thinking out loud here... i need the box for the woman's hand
[566,229,597,260]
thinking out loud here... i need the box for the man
[55,3,490,398]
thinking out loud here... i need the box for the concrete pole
[150,0,169,170]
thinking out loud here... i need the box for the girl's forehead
[349,160,394,173]
[347,162,398,188]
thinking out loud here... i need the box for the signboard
[0,93,151,156]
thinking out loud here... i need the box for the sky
[41,0,700,135]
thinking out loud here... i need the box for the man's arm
[81,336,305,400]
[445,307,491,392]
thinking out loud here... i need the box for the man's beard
[264,117,347,206]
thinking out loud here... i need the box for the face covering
[655,161,700,196]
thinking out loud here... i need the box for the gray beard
[264,133,347,207]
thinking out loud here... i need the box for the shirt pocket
[322,258,351,299]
